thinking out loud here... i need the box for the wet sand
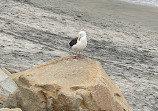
[29,0,158,31]
[0,0,158,110]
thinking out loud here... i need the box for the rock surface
[5,56,132,111]
[0,108,22,111]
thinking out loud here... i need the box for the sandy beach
[0,0,158,110]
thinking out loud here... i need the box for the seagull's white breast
[72,37,87,52]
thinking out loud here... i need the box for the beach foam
[120,0,158,7]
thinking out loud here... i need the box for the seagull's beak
[78,37,80,41]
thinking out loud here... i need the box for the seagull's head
[78,31,86,41]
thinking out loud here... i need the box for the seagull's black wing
[69,37,78,47]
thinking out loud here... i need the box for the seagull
[69,31,87,59]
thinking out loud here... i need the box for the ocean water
[120,0,158,7]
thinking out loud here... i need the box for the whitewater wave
[120,0,158,7]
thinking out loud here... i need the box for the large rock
[0,108,22,111]
[5,56,132,111]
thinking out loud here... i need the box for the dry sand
[0,0,158,111]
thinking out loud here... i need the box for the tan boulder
[0,108,22,111]
[5,56,132,111]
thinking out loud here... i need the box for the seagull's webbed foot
[76,55,81,59]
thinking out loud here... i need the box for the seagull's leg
[79,51,82,58]
[76,51,80,59]
[79,52,84,59]
[77,51,80,57]
[75,51,78,56]
[79,51,80,56]
[76,51,84,59]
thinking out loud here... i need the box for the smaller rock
[0,69,18,97]
[0,108,22,111]
[0,105,2,109]
[0,95,7,108]
[0,68,17,108]
[4,91,18,109]
[1,69,12,77]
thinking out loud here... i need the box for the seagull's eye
[78,37,80,41]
